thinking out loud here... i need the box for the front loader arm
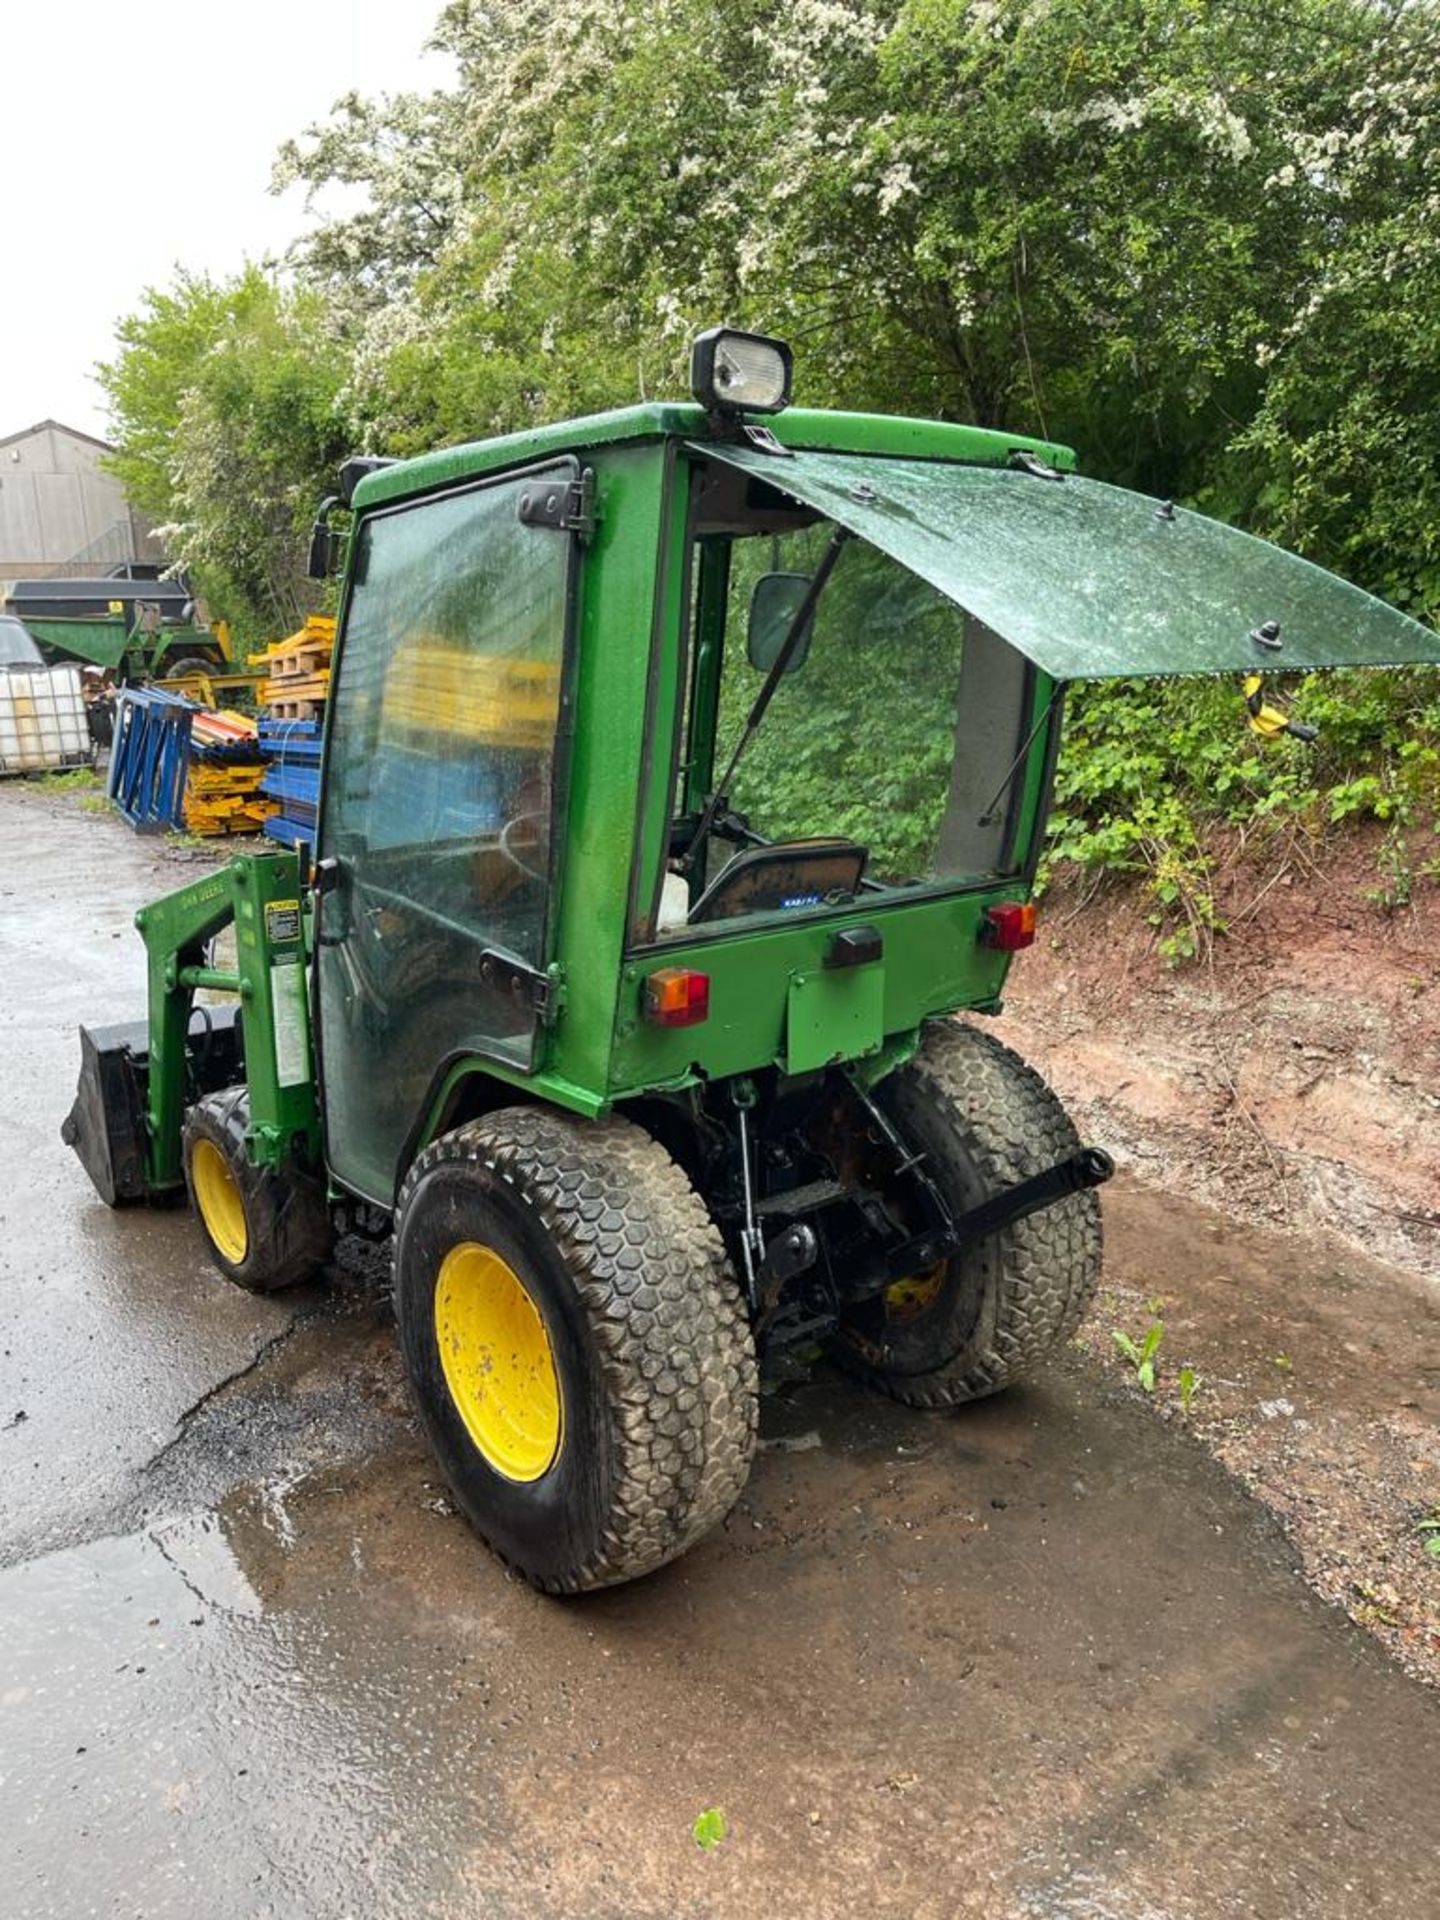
[133,851,320,1192]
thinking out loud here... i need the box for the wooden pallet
[266,645,333,683]
[261,668,329,703]
[264,697,326,723]
[254,615,336,693]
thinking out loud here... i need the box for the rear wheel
[830,1021,1102,1406]
[182,1086,333,1292]
[393,1108,758,1592]
[162,652,216,680]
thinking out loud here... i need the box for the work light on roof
[691,327,794,417]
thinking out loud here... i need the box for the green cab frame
[321,405,1079,1208]
[312,397,1440,1210]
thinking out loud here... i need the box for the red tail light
[643,967,711,1028]
[982,901,1037,951]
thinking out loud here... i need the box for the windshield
[0,617,42,667]
[653,507,1039,941]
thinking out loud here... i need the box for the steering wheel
[499,809,550,883]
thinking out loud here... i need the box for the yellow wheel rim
[884,1260,946,1322]
[434,1242,562,1482]
[192,1137,249,1265]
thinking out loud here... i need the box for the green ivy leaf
[692,1808,728,1851]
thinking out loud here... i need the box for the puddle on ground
[0,1509,503,1919]
[149,1509,266,1617]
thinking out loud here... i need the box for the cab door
[315,461,578,1206]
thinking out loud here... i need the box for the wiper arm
[683,526,851,875]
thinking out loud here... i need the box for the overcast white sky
[2,3,453,440]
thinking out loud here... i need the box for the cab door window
[317,462,574,1203]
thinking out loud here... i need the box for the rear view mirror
[306,527,344,581]
[307,494,343,580]
[747,572,815,674]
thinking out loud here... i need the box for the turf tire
[830,1019,1102,1407]
[182,1085,333,1292]
[393,1108,758,1593]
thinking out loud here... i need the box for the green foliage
[99,269,352,643]
[1112,1317,1164,1393]
[1177,1365,1200,1417]
[269,0,1422,487]
[93,0,1440,915]
[1217,41,1440,629]
[1046,668,1440,943]
[691,1807,728,1850]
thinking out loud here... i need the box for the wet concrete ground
[2,781,1438,1919]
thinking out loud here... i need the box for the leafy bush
[1047,668,1440,951]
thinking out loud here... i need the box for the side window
[326,468,569,964]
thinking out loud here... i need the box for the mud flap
[61,1005,245,1206]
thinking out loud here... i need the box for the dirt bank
[995,833,1440,1277]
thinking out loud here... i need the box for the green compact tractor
[63,328,1440,1591]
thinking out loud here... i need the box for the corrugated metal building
[0,420,165,579]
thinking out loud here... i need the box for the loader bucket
[61,1004,245,1206]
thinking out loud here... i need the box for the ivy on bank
[1048,669,1440,959]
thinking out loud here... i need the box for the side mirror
[747,572,815,674]
[306,494,343,580]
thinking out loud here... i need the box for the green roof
[349,404,1077,512]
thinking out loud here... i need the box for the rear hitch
[756,1221,819,1291]
[949,1145,1114,1253]
[874,1145,1115,1282]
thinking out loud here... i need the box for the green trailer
[62,327,1440,1592]
[5,576,233,681]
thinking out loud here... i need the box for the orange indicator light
[643,967,711,1028]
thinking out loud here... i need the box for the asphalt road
[2,782,1437,1920]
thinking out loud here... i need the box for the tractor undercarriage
[626,1063,1113,1356]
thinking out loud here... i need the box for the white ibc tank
[0,665,93,776]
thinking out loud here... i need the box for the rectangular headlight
[690,327,793,416]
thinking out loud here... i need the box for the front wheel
[393,1108,758,1593]
[183,1086,333,1292]
[830,1021,1102,1406]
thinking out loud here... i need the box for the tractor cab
[65,327,1440,1594]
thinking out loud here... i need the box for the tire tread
[394,1109,757,1592]
[848,1020,1102,1409]
[182,1085,332,1293]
